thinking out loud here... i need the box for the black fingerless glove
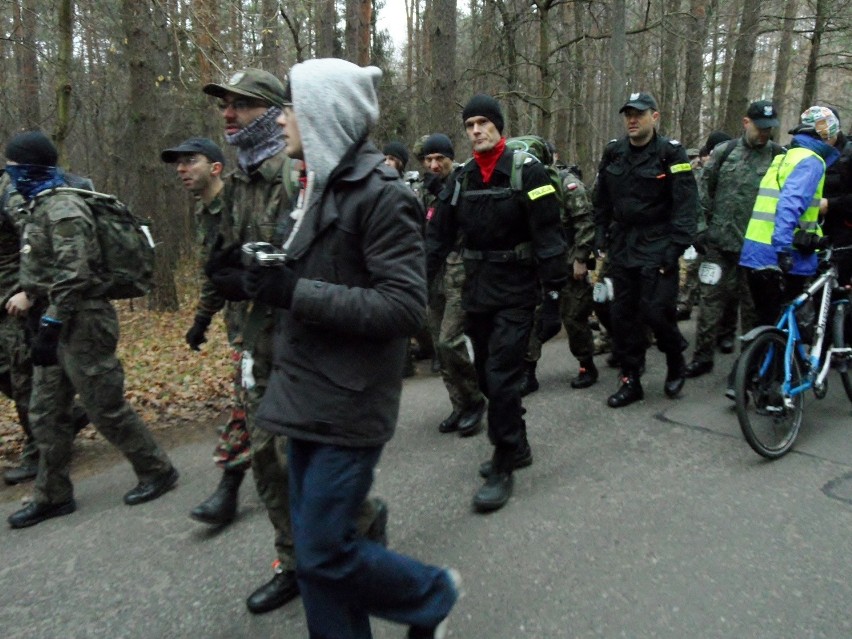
[185,315,211,350]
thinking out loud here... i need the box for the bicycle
[734,245,852,459]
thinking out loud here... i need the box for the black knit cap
[699,130,732,157]
[5,131,58,166]
[382,141,409,168]
[421,133,454,160]
[462,94,504,133]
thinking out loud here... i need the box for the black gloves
[661,244,685,274]
[205,238,252,302]
[792,229,829,256]
[778,251,794,274]
[185,315,211,351]
[243,263,298,309]
[204,237,242,278]
[31,318,62,367]
[536,292,562,343]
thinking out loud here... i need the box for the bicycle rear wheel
[735,331,803,459]
[832,302,852,403]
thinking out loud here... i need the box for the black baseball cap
[746,100,779,128]
[619,92,658,113]
[202,68,287,108]
[160,137,225,165]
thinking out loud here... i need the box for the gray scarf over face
[288,59,382,201]
[225,106,285,173]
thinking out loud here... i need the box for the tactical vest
[744,147,824,246]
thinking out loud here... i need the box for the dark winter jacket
[593,133,698,268]
[255,139,426,447]
[426,148,568,312]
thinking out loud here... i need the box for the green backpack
[44,188,156,299]
[504,135,567,210]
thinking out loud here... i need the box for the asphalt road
[2,324,851,639]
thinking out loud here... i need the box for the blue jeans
[288,439,457,639]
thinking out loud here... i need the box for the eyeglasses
[216,98,267,112]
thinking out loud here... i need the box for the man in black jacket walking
[243,58,459,639]
[427,94,568,512]
[593,92,697,408]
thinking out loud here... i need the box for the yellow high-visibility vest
[744,147,825,245]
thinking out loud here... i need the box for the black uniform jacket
[426,148,568,313]
[593,133,697,268]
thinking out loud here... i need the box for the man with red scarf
[427,94,568,513]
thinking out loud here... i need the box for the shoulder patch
[669,163,692,174]
[527,184,556,201]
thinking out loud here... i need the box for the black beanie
[699,130,732,157]
[462,94,504,133]
[421,133,454,160]
[382,141,409,168]
[5,131,58,166]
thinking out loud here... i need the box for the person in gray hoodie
[244,59,460,638]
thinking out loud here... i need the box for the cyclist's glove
[792,229,829,256]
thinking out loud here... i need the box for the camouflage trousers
[525,276,595,364]
[0,313,35,464]
[692,248,757,363]
[427,261,483,413]
[212,348,251,472]
[29,303,172,505]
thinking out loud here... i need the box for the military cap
[619,92,658,113]
[746,100,779,129]
[160,137,225,165]
[203,69,287,108]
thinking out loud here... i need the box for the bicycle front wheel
[735,331,803,459]
[832,302,852,403]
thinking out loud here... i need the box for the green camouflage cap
[203,68,287,107]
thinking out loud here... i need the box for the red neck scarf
[473,137,506,184]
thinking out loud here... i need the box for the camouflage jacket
[19,190,108,322]
[0,172,26,306]
[192,189,226,319]
[561,169,594,265]
[699,136,784,253]
[197,149,293,340]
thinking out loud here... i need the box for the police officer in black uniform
[593,92,697,408]
[427,94,568,512]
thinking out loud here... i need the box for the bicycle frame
[763,254,848,402]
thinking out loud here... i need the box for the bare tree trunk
[259,0,280,72]
[54,0,73,165]
[534,0,555,140]
[192,0,220,85]
[429,0,457,137]
[13,0,41,129]
[799,0,827,112]
[771,0,798,122]
[121,0,179,311]
[681,0,709,148]
[345,0,372,64]
[608,0,626,138]
[316,0,337,57]
[660,0,683,135]
[722,0,762,135]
